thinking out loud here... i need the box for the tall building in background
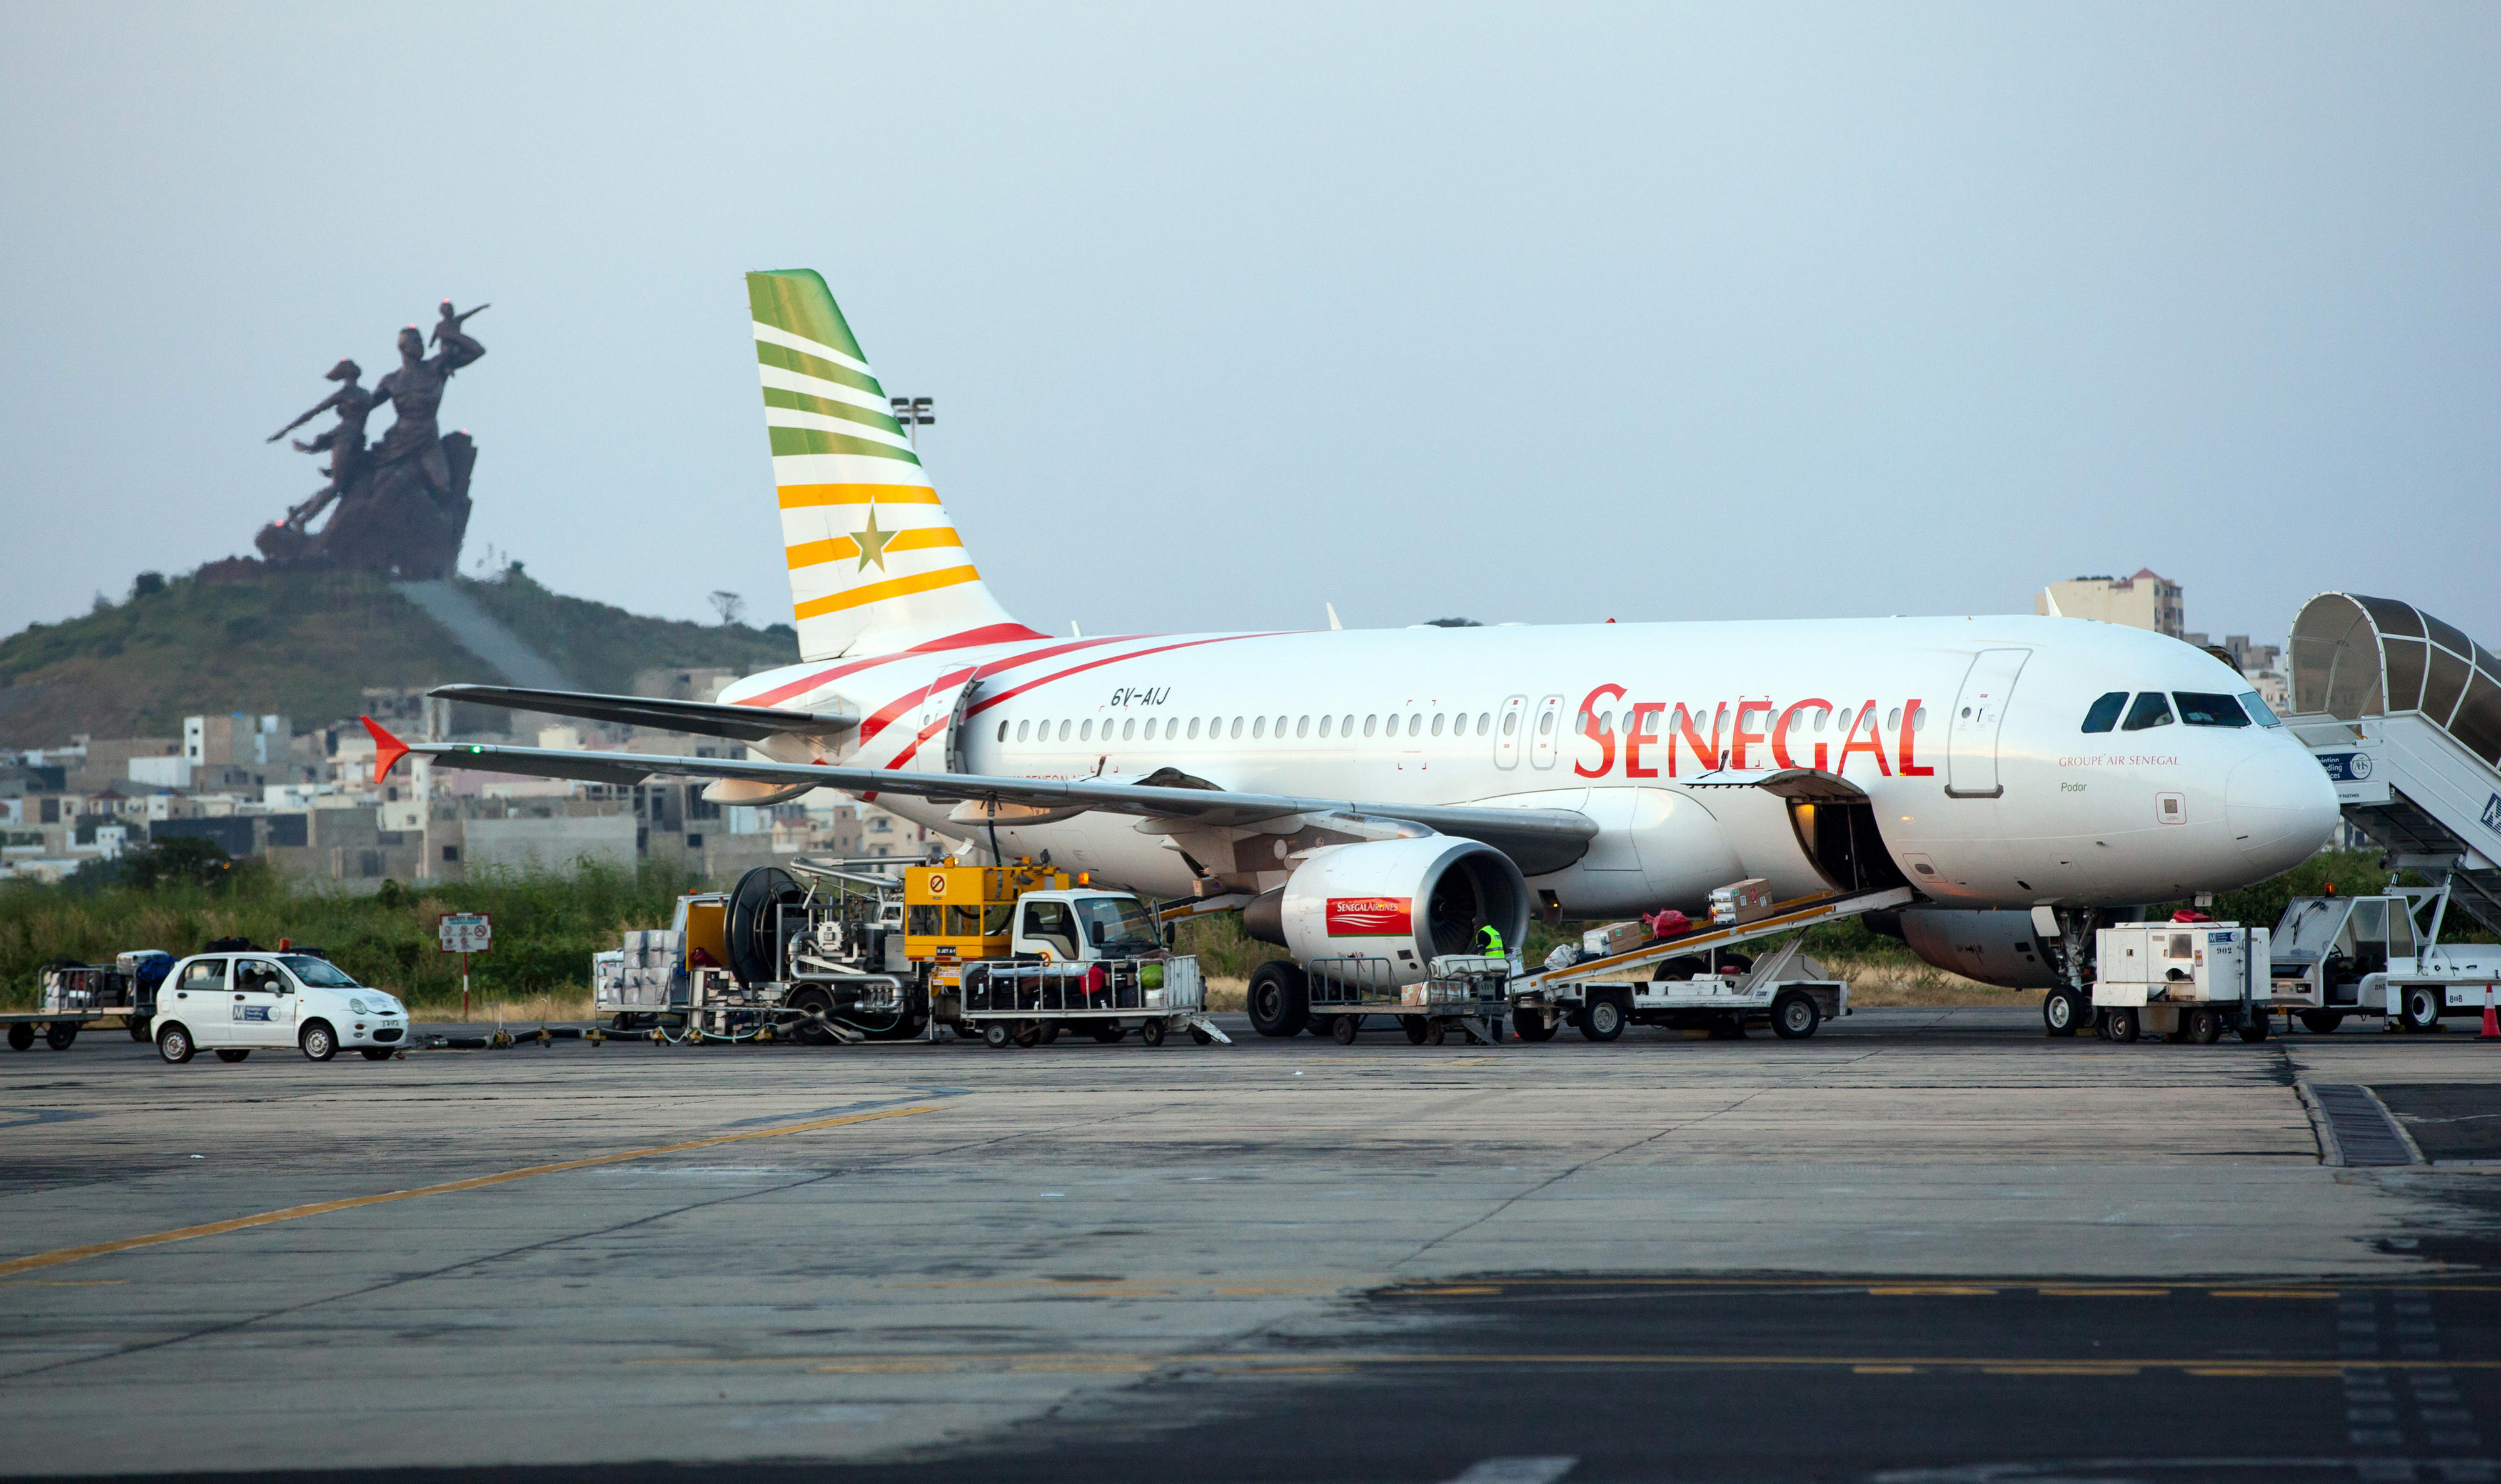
[2036,569,2185,638]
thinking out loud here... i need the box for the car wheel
[1771,991,1821,1040]
[982,1023,1013,1049]
[1246,961,1310,1038]
[128,1016,153,1042]
[2403,986,2443,1032]
[44,1022,78,1051]
[2105,1007,2141,1044]
[1402,1016,1429,1045]
[1139,1018,1167,1047]
[1331,1014,1361,1045]
[2238,1008,2271,1043]
[215,1048,251,1063]
[1090,1021,1126,1043]
[1012,1020,1043,1048]
[299,1021,338,1061]
[1036,1020,1061,1045]
[157,1024,195,1063]
[1514,1012,1557,1043]
[360,1048,395,1061]
[2043,988,2085,1037]
[1579,994,1626,1043]
[7,1023,33,1051]
[2299,1010,2345,1035]
[2186,1008,2223,1045]
[1188,1023,1214,1045]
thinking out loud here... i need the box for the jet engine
[1890,908,2065,990]
[1242,836,1529,985]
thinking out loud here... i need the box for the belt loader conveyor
[1509,885,1915,1041]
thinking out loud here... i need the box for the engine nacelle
[1244,836,1529,985]
[1893,907,2063,989]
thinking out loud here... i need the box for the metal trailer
[1508,885,1911,1042]
[5,953,172,1051]
[630,860,917,1045]
[1303,952,1517,1046]
[956,956,1224,1048]
[2088,920,2272,1045]
[2268,879,2501,1035]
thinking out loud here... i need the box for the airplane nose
[2226,742,2342,876]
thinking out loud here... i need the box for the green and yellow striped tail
[747,269,1039,659]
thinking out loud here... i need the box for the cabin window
[1408,714,1423,736]
[1016,719,1032,742]
[1167,718,1180,739]
[1253,716,1267,739]
[1886,707,1902,731]
[2240,691,2282,728]
[1319,714,1334,738]
[1080,719,1094,741]
[1275,714,1288,737]
[1502,712,1518,736]
[1364,714,1378,737]
[2175,692,2252,728]
[1913,705,1928,731]
[1230,716,1244,739]
[1057,720,1072,741]
[1297,716,1311,738]
[1431,714,1445,736]
[1122,718,1137,740]
[1537,710,1555,735]
[1187,718,1200,739]
[1477,712,1491,735]
[1837,707,1853,733]
[2121,693,2175,731]
[2080,691,2127,733]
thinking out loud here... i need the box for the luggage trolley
[957,956,1221,1048]
[1306,952,1518,1046]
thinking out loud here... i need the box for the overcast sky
[3,4,2495,653]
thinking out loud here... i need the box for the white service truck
[2268,884,2501,1033]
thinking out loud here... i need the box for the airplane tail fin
[746,269,1042,659]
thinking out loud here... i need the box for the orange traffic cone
[2482,986,2498,1040]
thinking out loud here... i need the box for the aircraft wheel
[1247,961,1310,1038]
[2043,988,2086,1038]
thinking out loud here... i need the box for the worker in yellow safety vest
[1477,923,1505,960]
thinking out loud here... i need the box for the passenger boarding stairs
[2287,710,2501,936]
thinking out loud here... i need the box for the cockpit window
[2121,693,2175,731]
[2175,692,2252,728]
[2238,690,2282,728]
[2081,692,2128,733]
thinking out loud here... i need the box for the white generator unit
[2090,921,2272,1044]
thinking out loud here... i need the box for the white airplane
[366,268,2340,1022]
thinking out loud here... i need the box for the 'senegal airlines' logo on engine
[1326,897,1412,936]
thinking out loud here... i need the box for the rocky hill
[0,567,798,746]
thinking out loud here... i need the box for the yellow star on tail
[852,506,897,571]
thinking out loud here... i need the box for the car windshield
[2272,898,2352,963]
[2175,692,2252,728]
[279,955,361,988]
[1072,895,1161,950]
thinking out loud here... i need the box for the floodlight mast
[888,396,935,448]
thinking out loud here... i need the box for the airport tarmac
[6,1005,2501,1483]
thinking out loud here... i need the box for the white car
[153,951,409,1064]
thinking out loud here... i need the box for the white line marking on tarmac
[1445,1458,1578,1484]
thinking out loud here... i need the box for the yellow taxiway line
[0,1105,941,1280]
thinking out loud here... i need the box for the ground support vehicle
[148,949,408,1064]
[2268,880,2501,1035]
[5,952,174,1051]
[2089,921,2272,1045]
[1509,885,1907,1041]
[1303,952,1515,1046]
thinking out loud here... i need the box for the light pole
[889,396,934,448]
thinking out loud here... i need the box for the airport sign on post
[439,913,490,1019]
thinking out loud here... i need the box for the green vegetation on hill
[0,572,499,746]
[0,567,801,746]
[459,569,797,694]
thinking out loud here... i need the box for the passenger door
[229,958,295,1048]
[171,957,229,1046]
[1945,649,2031,800]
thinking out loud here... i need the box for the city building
[2037,569,2186,638]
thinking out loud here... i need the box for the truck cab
[1009,890,1165,963]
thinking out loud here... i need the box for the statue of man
[368,304,486,496]
[267,358,376,528]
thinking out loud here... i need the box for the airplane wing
[428,683,855,743]
[362,718,1595,873]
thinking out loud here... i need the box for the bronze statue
[267,358,376,529]
[369,306,486,497]
[251,302,488,579]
